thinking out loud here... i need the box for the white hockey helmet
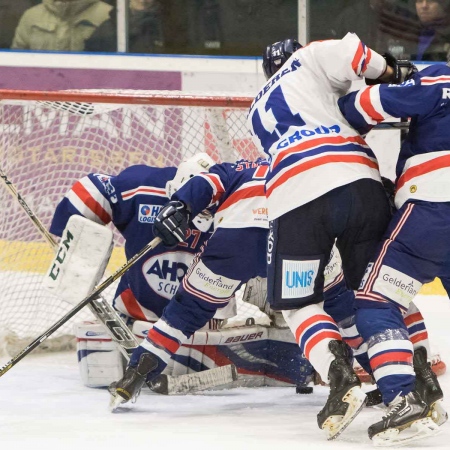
[166,152,215,198]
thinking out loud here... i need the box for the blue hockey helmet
[262,38,302,80]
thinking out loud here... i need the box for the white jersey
[247,32,386,220]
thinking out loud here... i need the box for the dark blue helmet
[262,38,302,80]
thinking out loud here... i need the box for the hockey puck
[296,385,313,394]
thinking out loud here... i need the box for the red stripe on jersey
[294,314,336,343]
[120,288,147,321]
[352,42,364,75]
[410,331,429,344]
[370,351,413,371]
[147,328,180,354]
[361,48,372,73]
[73,181,111,224]
[122,187,166,200]
[344,336,364,349]
[421,76,450,84]
[267,154,379,198]
[397,154,450,191]
[202,173,225,204]
[273,134,367,168]
[404,312,423,327]
[304,330,342,360]
[360,87,384,122]
[217,184,265,213]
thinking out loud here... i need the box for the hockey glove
[153,201,190,248]
[366,53,417,85]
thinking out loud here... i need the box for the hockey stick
[0,236,162,378]
[0,170,237,393]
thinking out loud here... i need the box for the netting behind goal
[0,89,269,357]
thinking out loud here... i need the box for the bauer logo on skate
[143,251,193,300]
[373,265,422,309]
[138,204,162,223]
[282,259,320,299]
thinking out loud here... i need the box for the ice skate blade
[372,417,441,447]
[322,386,367,440]
[109,393,126,413]
[430,400,448,426]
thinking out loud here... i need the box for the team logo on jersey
[281,259,319,299]
[143,251,194,299]
[373,265,421,309]
[138,204,162,223]
[94,173,118,203]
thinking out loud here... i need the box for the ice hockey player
[49,154,242,386]
[246,33,415,440]
[261,37,446,429]
[338,58,450,445]
[109,157,273,407]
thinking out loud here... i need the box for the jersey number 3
[251,85,305,153]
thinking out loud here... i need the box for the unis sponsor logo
[188,260,240,299]
[143,251,194,299]
[373,265,422,308]
[94,173,118,203]
[281,259,319,299]
[138,204,162,224]
[276,125,341,150]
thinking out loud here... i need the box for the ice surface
[1,295,450,450]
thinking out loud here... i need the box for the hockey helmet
[166,152,215,199]
[262,38,302,80]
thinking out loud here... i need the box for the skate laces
[383,395,405,419]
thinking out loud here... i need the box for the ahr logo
[282,259,319,299]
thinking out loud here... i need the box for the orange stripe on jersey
[294,314,336,343]
[410,331,428,344]
[370,351,413,370]
[217,184,265,212]
[273,134,367,168]
[397,154,450,191]
[304,330,342,360]
[267,154,379,198]
[352,42,364,75]
[73,181,111,224]
[148,328,180,354]
[360,87,384,122]
[404,312,423,326]
[120,288,147,321]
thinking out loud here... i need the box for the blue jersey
[339,64,450,208]
[173,159,270,229]
[50,165,211,321]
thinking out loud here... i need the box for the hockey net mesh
[0,89,268,357]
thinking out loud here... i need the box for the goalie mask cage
[0,89,269,357]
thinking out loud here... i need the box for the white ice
[2,294,450,450]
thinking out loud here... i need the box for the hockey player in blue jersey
[338,63,450,444]
[50,154,219,326]
[109,158,272,407]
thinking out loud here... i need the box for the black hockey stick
[0,236,162,378]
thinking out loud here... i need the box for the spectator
[85,0,164,53]
[11,0,113,51]
[413,0,450,61]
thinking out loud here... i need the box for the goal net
[0,89,268,357]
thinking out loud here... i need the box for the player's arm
[338,77,444,135]
[49,173,115,237]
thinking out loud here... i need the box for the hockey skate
[317,340,367,440]
[109,352,158,412]
[414,346,448,426]
[369,390,440,447]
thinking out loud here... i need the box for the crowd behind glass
[1,0,449,62]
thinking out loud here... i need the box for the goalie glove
[366,53,417,85]
[153,200,190,248]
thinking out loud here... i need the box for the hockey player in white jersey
[247,33,416,440]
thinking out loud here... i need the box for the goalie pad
[43,215,114,305]
[132,320,314,388]
[75,321,125,388]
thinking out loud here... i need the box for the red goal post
[0,89,266,356]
